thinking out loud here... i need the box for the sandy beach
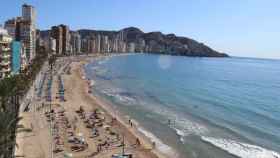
[14,55,166,158]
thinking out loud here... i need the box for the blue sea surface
[84,54,280,158]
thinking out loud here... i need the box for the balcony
[0,67,11,73]
[1,47,10,52]
[0,60,11,66]
[0,53,11,59]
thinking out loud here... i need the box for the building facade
[51,24,70,55]
[70,31,81,55]
[61,25,70,55]
[0,28,12,79]
[51,26,63,55]
[21,4,36,62]
[11,41,22,74]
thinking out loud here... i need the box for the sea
[84,53,280,158]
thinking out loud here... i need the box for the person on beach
[111,117,116,125]
[97,144,101,152]
[129,119,133,127]
[128,119,133,127]
[152,142,156,149]
[136,138,141,146]
[168,119,171,126]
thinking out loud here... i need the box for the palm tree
[0,47,48,158]
[0,110,31,158]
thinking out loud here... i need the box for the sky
[0,0,279,59]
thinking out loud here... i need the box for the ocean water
[84,54,280,158]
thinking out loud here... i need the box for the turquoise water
[84,54,280,158]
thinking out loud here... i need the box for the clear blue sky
[1,0,279,59]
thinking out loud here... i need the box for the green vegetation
[0,46,48,158]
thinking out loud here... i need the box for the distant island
[41,27,229,57]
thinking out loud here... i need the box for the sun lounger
[53,147,63,153]
[71,145,86,152]
[112,154,133,158]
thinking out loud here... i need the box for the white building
[43,37,56,55]
[0,27,12,79]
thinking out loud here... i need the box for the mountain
[78,27,228,57]
[41,27,229,57]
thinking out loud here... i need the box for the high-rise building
[4,4,37,64]
[96,34,101,53]
[49,37,56,55]
[117,31,126,53]
[22,4,36,23]
[112,36,119,53]
[60,25,70,54]
[19,20,33,61]
[128,42,136,52]
[4,18,17,39]
[51,25,63,55]
[70,31,81,55]
[4,17,23,41]
[0,27,12,79]
[81,37,89,53]
[21,4,36,62]
[101,35,109,53]
[51,24,70,55]
[43,36,56,55]
[135,38,146,52]
[88,36,96,54]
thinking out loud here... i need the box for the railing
[0,53,11,59]
[0,60,11,66]
[1,47,10,51]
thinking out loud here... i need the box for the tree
[0,47,48,158]
[0,110,31,158]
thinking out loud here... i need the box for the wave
[89,80,95,86]
[138,127,179,158]
[97,58,109,65]
[201,136,280,158]
[145,103,208,137]
[100,88,137,105]
[173,128,185,143]
[90,66,99,70]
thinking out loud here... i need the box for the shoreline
[14,54,168,158]
[79,54,280,158]
[79,57,171,158]
[14,54,280,158]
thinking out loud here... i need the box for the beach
[14,54,280,158]
[14,55,165,158]
[82,54,280,158]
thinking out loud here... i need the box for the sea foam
[173,128,185,142]
[101,88,136,105]
[147,104,208,136]
[138,127,179,158]
[201,136,280,158]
